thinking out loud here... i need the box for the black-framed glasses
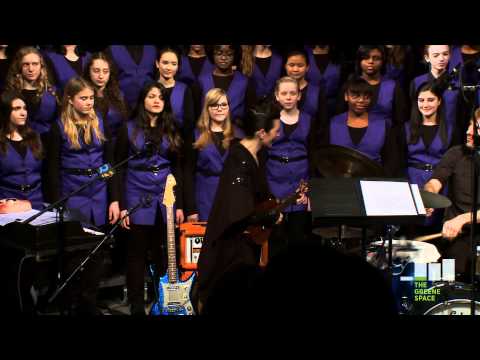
[208,102,229,110]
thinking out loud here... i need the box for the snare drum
[367,240,441,314]
[179,222,206,271]
[411,282,480,315]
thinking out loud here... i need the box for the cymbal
[420,190,452,209]
[313,145,385,178]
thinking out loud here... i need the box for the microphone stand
[46,197,150,306]
[21,150,143,310]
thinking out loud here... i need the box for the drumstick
[413,232,443,242]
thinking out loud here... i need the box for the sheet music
[360,180,419,216]
[410,184,427,215]
[0,209,58,226]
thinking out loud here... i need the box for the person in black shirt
[191,103,282,314]
[176,45,214,87]
[115,82,184,315]
[424,107,480,282]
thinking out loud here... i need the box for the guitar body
[245,198,277,246]
[150,271,196,316]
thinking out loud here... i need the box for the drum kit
[313,145,480,316]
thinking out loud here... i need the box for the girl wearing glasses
[5,46,59,135]
[335,45,408,128]
[176,45,214,87]
[155,47,195,137]
[184,88,243,223]
[193,45,257,130]
[115,82,184,315]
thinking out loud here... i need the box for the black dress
[193,141,271,308]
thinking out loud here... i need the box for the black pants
[126,219,168,313]
[436,235,476,283]
[269,211,312,259]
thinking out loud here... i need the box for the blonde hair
[274,76,300,94]
[240,45,254,77]
[60,77,105,150]
[5,47,57,99]
[193,88,234,150]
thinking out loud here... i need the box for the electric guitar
[150,174,195,315]
[245,180,309,267]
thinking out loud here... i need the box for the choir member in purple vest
[267,76,313,251]
[106,45,157,109]
[191,103,282,314]
[115,82,184,315]
[84,52,129,142]
[398,82,458,232]
[284,49,328,133]
[304,45,342,119]
[336,45,407,128]
[193,45,256,130]
[155,47,195,137]
[0,91,44,209]
[177,45,214,87]
[184,88,243,223]
[239,45,282,103]
[5,47,59,135]
[384,45,416,94]
[323,77,399,176]
[43,45,91,91]
[46,77,120,227]
[410,45,461,132]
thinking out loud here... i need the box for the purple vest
[300,84,321,118]
[405,121,452,188]
[413,73,459,128]
[194,129,229,221]
[251,53,282,99]
[29,89,58,135]
[125,121,172,225]
[304,48,341,99]
[449,46,463,72]
[170,81,187,127]
[58,114,107,226]
[385,63,405,87]
[266,111,311,212]
[198,70,248,120]
[177,55,214,85]
[104,105,124,141]
[330,112,386,163]
[109,45,156,107]
[0,143,43,209]
[370,79,395,126]
[44,51,91,90]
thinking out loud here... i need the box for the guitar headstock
[297,180,309,195]
[163,174,177,207]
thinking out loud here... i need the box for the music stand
[310,177,425,276]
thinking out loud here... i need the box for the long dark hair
[155,46,182,80]
[0,91,43,159]
[242,102,281,138]
[355,45,387,76]
[83,52,129,120]
[131,82,182,153]
[408,81,448,147]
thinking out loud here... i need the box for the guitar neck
[166,206,177,283]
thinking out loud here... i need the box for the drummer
[424,107,480,283]
[319,76,401,177]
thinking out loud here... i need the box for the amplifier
[179,222,206,270]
